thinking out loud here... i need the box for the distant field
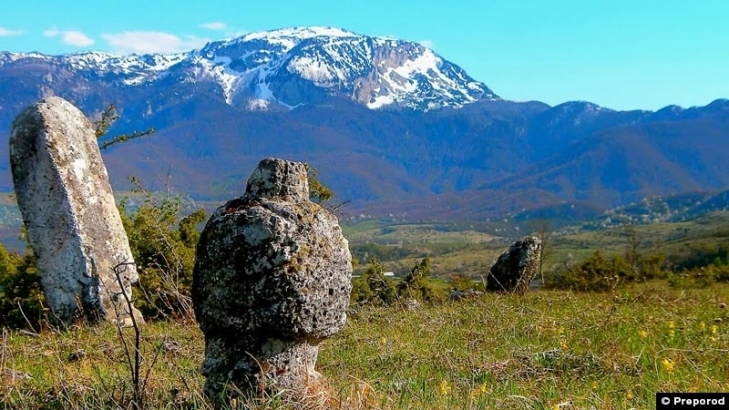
[345,211,729,280]
[3,186,729,281]
[344,223,496,245]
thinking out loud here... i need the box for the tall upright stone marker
[10,97,143,326]
[193,158,352,407]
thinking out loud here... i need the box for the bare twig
[1,328,7,373]
[16,299,38,334]
[113,261,144,409]
[106,260,153,410]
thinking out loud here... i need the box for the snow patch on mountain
[247,98,270,111]
[242,27,357,46]
[289,56,339,83]
[1,26,498,111]
[63,51,188,73]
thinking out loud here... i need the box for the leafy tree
[92,103,205,319]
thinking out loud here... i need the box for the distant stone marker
[10,97,143,327]
[193,157,352,406]
[487,236,542,293]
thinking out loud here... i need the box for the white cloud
[199,22,247,39]
[199,22,227,31]
[43,27,94,47]
[60,31,94,47]
[43,27,60,37]
[419,39,435,49]
[0,26,24,36]
[102,31,209,54]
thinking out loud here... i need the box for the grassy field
[2,204,729,408]
[1,281,728,409]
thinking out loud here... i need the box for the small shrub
[350,257,396,305]
[547,250,626,292]
[119,185,206,320]
[397,257,437,302]
[0,242,43,330]
[547,247,672,292]
[668,264,729,288]
[638,253,669,280]
[449,274,482,292]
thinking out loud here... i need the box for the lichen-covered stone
[9,97,142,327]
[193,157,352,406]
[487,236,542,293]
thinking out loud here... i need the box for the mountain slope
[0,28,728,219]
[484,101,729,208]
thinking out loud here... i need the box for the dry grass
[1,282,728,409]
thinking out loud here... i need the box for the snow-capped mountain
[5,27,727,219]
[0,27,497,111]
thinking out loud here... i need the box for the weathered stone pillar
[9,97,143,327]
[193,158,352,406]
[487,236,542,293]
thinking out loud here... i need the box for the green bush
[351,257,445,306]
[638,253,669,280]
[0,242,43,330]
[554,250,625,292]
[449,274,484,292]
[396,257,437,302]
[350,257,396,306]
[547,245,672,292]
[668,264,729,288]
[119,191,206,320]
[670,243,729,271]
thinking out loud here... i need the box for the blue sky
[1,0,727,111]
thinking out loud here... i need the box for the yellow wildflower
[379,336,387,345]
[626,392,634,400]
[699,321,706,330]
[661,358,675,373]
[438,379,451,395]
[668,321,675,329]
[711,325,718,334]
[639,330,648,338]
[471,383,488,398]
[591,381,599,389]
[557,326,565,335]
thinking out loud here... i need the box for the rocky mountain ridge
[0,27,728,220]
[0,27,496,111]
